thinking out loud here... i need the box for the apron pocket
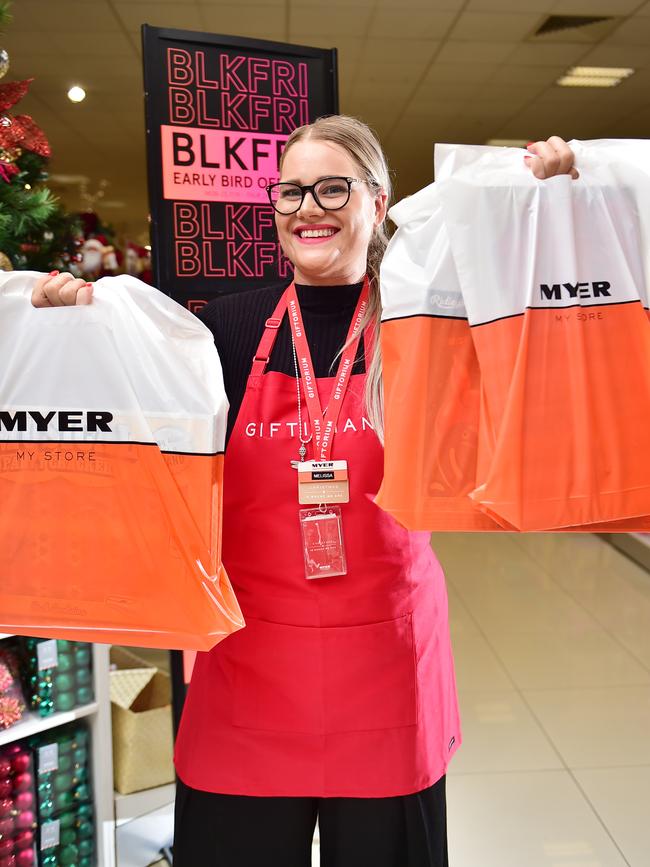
[231,614,417,734]
[323,613,417,732]
[232,617,322,733]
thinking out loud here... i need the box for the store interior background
[4,1,650,866]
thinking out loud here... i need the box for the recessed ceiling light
[557,66,634,87]
[67,86,86,103]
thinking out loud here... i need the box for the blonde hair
[278,115,392,442]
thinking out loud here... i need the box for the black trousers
[173,775,448,867]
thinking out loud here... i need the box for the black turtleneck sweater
[198,281,366,444]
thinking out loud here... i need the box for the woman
[32,119,576,866]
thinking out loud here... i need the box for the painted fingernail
[49,270,59,276]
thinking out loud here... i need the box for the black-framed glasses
[266,176,371,215]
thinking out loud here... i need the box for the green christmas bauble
[77,819,93,839]
[54,673,74,692]
[75,667,91,686]
[59,843,79,865]
[76,686,93,706]
[55,691,75,712]
[60,827,77,845]
[54,772,73,793]
[57,652,74,672]
[74,647,91,667]
[59,810,75,829]
[78,838,94,857]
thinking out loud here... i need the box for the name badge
[297,459,349,504]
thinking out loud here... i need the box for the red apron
[174,297,461,797]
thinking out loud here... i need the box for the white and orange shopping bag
[0,272,244,649]
[377,140,650,532]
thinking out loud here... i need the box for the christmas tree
[0,0,82,272]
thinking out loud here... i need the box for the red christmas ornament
[15,847,32,866]
[0,160,18,183]
[13,812,34,832]
[10,115,50,158]
[0,79,50,159]
[9,756,28,777]
[0,79,32,112]
[12,793,31,812]
[13,830,33,850]
[10,774,30,794]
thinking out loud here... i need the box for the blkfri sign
[142,26,338,310]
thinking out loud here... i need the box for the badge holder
[299,505,347,579]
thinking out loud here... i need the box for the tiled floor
[310,533,650,866]
[439,532,650,867]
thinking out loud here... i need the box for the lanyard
[286,278,370,461]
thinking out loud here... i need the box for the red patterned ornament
[0,664,11,693]
[0,697,22,730]
[0,79,32,112]
[0,79,50,158]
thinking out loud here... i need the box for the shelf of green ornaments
[0,700,99,748]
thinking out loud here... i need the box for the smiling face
[275,138,387,286]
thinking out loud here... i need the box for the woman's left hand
[524,136,579,180]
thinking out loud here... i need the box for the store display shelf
[0,700,99,746]
[114,782,176,826]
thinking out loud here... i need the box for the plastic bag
[377,140,650,532]
[0,272,244,649]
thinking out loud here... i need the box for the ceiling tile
[551,0,639,14]
[360,39,440,65]
[289,35,362,69]
[199,5,286,37]
[607,17,650,44]
[296,0,375,7]
[354,60,430,85]
[489,65,565,84]
[4,31,136,58]
[436,41,517,64]
[408,79,486,106]
[10,1,123,33]
[426,62,501,84]
[290,5,372,37]
[369,10,457,40]
[507,42,590,64]
[467,0,552,10]
[578,44,650,69]
[450,12,545,41]
[113,2,203,32]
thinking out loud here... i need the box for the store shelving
[0,701,99,747]
[0,637,116,867]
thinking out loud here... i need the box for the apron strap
[249,289,288,378]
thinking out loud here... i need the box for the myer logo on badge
[540,281,611,301]
[0,411,114,432]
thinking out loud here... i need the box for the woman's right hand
[31,271,94,308]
